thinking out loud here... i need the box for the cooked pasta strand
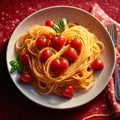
[15,23,104,96]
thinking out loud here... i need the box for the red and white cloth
[91,3,120,116]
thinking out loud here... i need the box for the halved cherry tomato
[45,19,54,28]
[36,36,48,50]
[91,59,104,70]
[62,47,78,62]
[20,51,29,64]
[41,49,52,62]
[70,38,82,54]
[20,73,33,84]
[51,35,66,51]
[62,85,74,99]
[51,58,69,75]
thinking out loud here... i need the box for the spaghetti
[14,19,104,97]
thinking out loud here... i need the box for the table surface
[0,0,120,120]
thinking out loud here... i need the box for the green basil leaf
[9,60,16,66]
[58,18,67,33]
[53,18,67,34]
[16,56,21,64]
[53,24,60,33]
[9,55,23,74]
[17,66,23,74]
[10,67,17,73]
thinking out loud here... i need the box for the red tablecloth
[0,0,120,120]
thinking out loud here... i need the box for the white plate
[6,6,115,109]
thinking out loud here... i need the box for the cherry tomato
[62,85,74,98]
[51,35,66,51]
[36,36,48,50]
[62,47,78,62]
[20,73,33,84]
[51,58,69,75]
[45,19,54,28]
[21,51,29,64]
[91,59,104,70]
[70,38,82,54]
[45,35,52,46]
[41,49,52,62]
